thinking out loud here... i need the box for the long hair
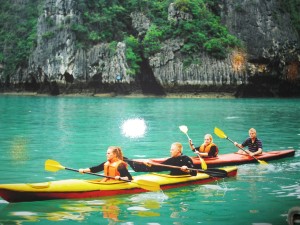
[109,146,124,160]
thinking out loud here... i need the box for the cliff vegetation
[0,0,299,97]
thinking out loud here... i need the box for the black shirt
[149,155,197,176]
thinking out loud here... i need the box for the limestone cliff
[1,0,300,96]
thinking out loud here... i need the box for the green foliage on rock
[0,0,243,79]
[125,36,142,76]
[0,0,40,79]
[142,25,163,58]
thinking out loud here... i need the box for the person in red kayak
[188,134,219,158]
[234,128,263,156]
[79,146,133,181]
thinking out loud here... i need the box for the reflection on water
[0,192,169,224]
[0,182,235,224]
[121,118,147,138]
[10,136,28,162]
[0,200,99,224]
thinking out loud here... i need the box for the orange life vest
[199,143,218,157]
[103,159,125,182]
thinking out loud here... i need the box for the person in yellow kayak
[188,134,219,158]
[234,128,263,156]
[144,142,197,176]
[79,146,133,181]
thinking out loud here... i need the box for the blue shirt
[242,138,263,152]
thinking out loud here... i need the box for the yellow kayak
[0,166,237,203]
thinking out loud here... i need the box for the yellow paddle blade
[133,179,161,192]
[179,125,188,134]
[45,159,65,172]
[199,157,208,170]
[214,127,227,139]
[258,159,268,165]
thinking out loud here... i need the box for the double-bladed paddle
[124,158,228,178]
[179,125,208,170]
[214,127,268,165]
[44,159,161,191]
[147,161,228,178]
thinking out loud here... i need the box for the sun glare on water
[121,118,147,138]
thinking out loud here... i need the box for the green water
[0,95,299,225]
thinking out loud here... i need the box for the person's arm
[189,139,195,151]
[207,145,218,157]
[190,142,208,157]
[181,156,197,176]
[116,163,133,180]
[197,151,209,157]
[234,139,251,154]
[189,139,205,157]
[79,162,105,174]
[234,141,243,149]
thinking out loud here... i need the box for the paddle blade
[214,127,227,139]
[45,159,65,172]
[179,125,188,134]
[133,179,161,191]
[201,168,228,178]
[258,159,268,165]
[198,156,207,170]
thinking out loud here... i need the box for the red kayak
[131,149,295,169]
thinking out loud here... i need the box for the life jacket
[199,143,218,157]
[102,159,125,182]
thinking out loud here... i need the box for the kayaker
[234,128,263,156]
[144,142,197,176]
[188,134,219,157]
[79,146,133,181]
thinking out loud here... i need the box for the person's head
[203,134,213,145]
[170,142,183,157]
[106,146,123,162]
[248,128,257,139]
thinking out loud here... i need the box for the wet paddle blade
[257,159,268,165]
[133,179,161,191]
[214,127,227,139]
[179,125,188,134]
[198,156,208,170]
[45,159,65,172]
[198,168,228,178]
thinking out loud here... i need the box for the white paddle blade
[179,125,188,134]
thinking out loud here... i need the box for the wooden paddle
[179,125,208,170]
[214,127,268,165]
[44,159,161,191]
[147,161,228,178]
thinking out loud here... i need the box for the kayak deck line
[0,166,237,203]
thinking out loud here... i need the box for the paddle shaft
[148,162,227,178]
[214,127,268,165]
[45,159,161,191]
[64,167,131,182]
[184,132,191,140]
[181,129,208,170]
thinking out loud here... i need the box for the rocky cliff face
[27,0,132,92]
[221,0,299,76]
[5,0,300,96]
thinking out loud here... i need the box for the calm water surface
[0,95,299,225]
